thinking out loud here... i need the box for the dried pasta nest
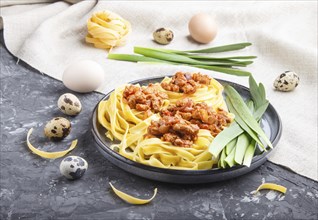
[86,10,131,49]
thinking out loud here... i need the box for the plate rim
[91,75,282,175]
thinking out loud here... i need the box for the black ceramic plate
[91,76,282,184]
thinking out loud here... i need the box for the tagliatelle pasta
[26,128,77,159]
[159,76,228,111]
[109,182,157,205]
[98,73,233,170]
[86,10,131,50]
[254,183,287,194]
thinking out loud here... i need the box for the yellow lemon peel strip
[255,183,287,194]
[109,182,157,205]
[26,128,77,159]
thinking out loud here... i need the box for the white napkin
[1,1,317,181]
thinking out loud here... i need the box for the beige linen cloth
[1,1,317,181]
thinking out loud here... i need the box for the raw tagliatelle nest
[86,10,131,50]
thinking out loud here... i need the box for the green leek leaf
[226,96,266,150]
[234,133,250,164]
[209,123,243,157]
[225,85,273,149]
[225,138,237,155]
[243,140,256,167]
[224,146,236,167]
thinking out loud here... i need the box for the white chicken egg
[188,13,218,44]
[62,60,104,93]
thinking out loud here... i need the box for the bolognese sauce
[161,72,211,94]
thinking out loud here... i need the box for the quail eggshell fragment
[60,156,88,180]
[62,60,105,93]
[153,28,174,45]
[44,117,71,140]
[273,71,300,92]
[58,93,82,116]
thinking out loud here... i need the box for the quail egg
[60,156,88,180]
[58,93,82,116]
[44,117,71,140]
[273,71,300,92]
[153,28,174,45]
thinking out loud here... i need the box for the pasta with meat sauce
[98,72,233,170]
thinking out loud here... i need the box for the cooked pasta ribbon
[98,76,232,170]
[86,10,131,49]
[159,77,228,111]
[26,128,77,159]
[109,182,157,205]
[255,183,287,194]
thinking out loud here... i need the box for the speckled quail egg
[44,117,71,140]
[57,93,82,116]
[273,71,300,92]
[60,156,88,180]
[153,28,174,45]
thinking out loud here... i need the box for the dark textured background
[1,32,318,220]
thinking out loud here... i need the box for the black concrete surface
[1,34,317,220]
